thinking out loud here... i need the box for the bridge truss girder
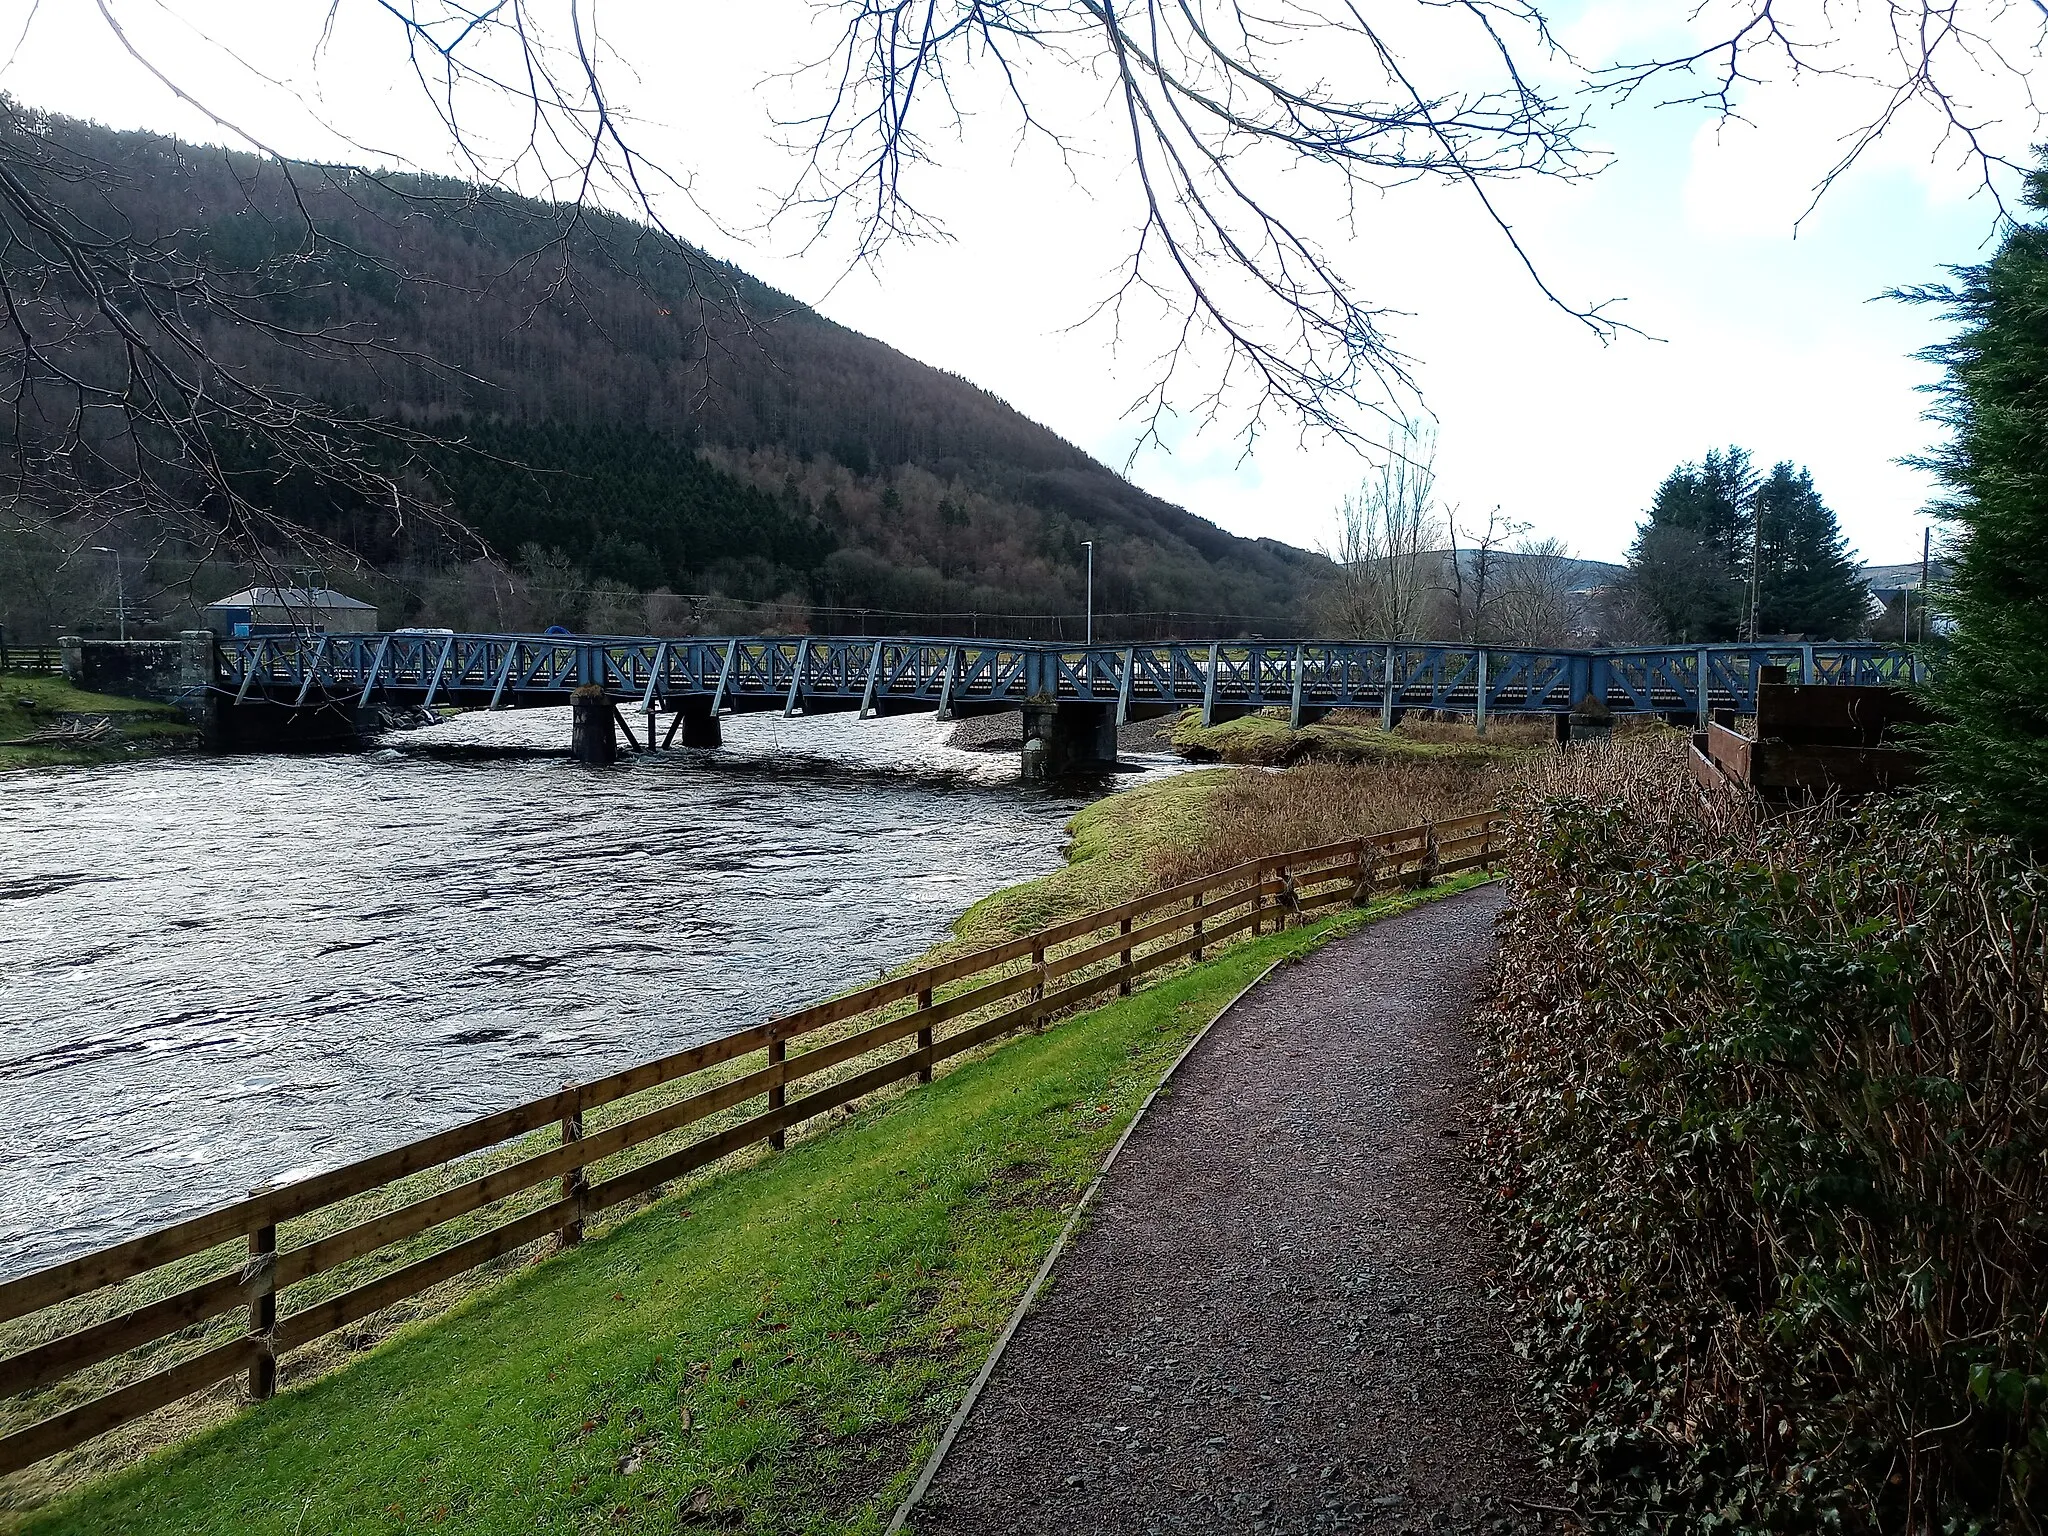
[216,634,1919,726]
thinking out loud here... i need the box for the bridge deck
[217,634,1917,724]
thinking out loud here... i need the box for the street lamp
[89,546,125,641]
[1082,540,1095,645]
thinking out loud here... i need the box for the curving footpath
[905,883,1570,1535]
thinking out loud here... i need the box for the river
[0,710,1172,1280]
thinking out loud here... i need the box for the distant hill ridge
[28,111,1324,637]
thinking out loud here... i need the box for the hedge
[1479,744,2048,1533]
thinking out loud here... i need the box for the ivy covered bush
[1480,744,2048,1533]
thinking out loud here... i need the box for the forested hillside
[4,110,1322,639]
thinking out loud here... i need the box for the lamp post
[1082,540,1095,644]
[90,546,125,640]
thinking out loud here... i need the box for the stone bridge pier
[1019,699,1119,780]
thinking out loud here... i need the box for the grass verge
[17,876,1489,1536]
[0,675,197,771]
[1170,708,1548,767]
[941,770,1233,950]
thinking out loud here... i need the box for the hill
[1,109,1326,641]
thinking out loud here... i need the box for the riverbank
[941,739,1536,950]
[0,675,198,771]
[1170,707,1550,766]
[13,877,1489,1536]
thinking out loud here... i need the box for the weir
[64,631,1921,777]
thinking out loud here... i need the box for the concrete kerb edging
[884,951,1293,1534]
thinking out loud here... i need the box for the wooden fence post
[1422,825,1440,887]
[558,1093,587,1249]
[1030,945,1047,1031]
[1192,889,1206,961]
[768,1036,787,1149]
[1278,863,1296,928]
[1117,917,1133,996]
[245,1224,277,1403]
[917,988,934,1084]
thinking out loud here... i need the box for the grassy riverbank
[0,676,197,771]
[946,744,1535,950]
[19,878,1488,1536]
[1169,708,1549,767]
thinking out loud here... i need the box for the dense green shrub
[1903,159,2048,845]
[1481,746,2048,1532]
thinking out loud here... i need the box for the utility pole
[90,545,125,640]
[1919,526,1932,644]
[1082,540,1095,644]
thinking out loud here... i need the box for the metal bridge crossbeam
[213,633,1918,723]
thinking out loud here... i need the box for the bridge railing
[0,809,1506,1479]
[216,634,1919,721]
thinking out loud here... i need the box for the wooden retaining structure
[0,810,1506,1477]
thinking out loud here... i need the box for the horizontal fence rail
[213,634,1917,722]
[0,811,1506,1478]
[0,644,62,675]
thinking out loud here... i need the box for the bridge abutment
[1020,700,1119,780]
[201,694,367,752]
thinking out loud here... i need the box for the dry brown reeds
[1149,755,1527,887]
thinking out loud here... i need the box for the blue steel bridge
[215,632,1917,773]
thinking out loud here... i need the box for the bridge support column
[1020,700,1118,780]
[571,687,618,765]
[664,698,722,749]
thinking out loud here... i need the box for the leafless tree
[1436,504,1519,642]
[1595,0,2047,225]
[775,1,1616,456]
[1594,582,1669,645]
[1494,534,1578,645]
[1,0,2042,577]
[1320,418,1443,640]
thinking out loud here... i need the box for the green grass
[1170,709,1533,768]
[20,878,1487,1536]
[942,769,1235,949]
[0,675,197,770]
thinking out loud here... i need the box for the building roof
[205,586,376,611]
[1859,561,1949,593]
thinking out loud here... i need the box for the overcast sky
[6,1,2033,566]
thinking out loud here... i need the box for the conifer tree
[1902,158,2048,842]
[1753,462,1869,638]
[1622,447,1753,640]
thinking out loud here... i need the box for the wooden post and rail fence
[0,640,62,675]
[0,809,1507,1479]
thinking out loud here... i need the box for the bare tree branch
[1594,0,2048,227]
[772,1,1617,456]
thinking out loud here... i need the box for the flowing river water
[0,711,1175,1280]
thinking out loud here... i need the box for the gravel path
[911,884,1568,1535]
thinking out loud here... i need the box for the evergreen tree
[1753,462,1870,637]
[1622,447,1869,641]
[1623,447,1753,640]
[1623,522,1738,642]
[1653,446,1757,554]
[1901,157,2048,843]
